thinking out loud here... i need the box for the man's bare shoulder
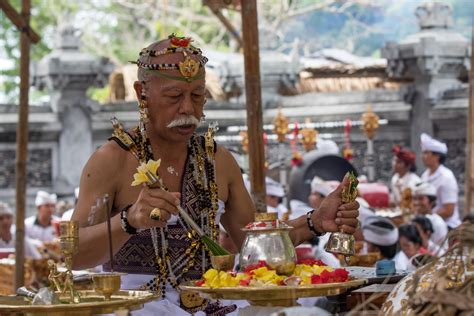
[83,140,129,176]
[215,145,241,180]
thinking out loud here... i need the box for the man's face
[139,46,207,143]
[412,194,431,215]
[0,214,13,233]
[421,151,437,168]
[38,203,55,221]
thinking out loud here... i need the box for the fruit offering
[195,259,350,288]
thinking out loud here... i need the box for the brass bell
[324,231,355,256]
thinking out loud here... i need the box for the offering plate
[0,290,158,316]
[180,278,366,307]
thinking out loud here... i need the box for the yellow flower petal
[131,172,149,186]
[146,159,161,175]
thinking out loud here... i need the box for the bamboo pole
[465,28,474,214]
[0,0,40,44]
[14,0,31,290]
[240,0,266,213]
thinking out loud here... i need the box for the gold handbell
[325,171,358,256]
[324,231,355,256]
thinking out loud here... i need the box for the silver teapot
[239,213,297,275]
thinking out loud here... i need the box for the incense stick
[104,194,114,272]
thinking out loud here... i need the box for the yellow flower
[131,159,161,186]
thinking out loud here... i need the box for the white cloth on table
[24,215,59,242]
[421,165,460,228]
[390,172,421,205]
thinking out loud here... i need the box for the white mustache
[166,115,200,128]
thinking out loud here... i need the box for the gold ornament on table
[325,172,359,258]
[360,105,380,140]
[273,108,289,143]
[47,221,81,303]
[300,117,317,152]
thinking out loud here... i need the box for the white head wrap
[266,177,284,198]
[35,190,57,207]
[420,133,447,154]
[310,177,332,196]
[413,181,437,197]
[0,202,12,216]
[316,139,339,155]
[362,216,399,246]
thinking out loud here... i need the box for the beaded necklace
[133,124,219,300]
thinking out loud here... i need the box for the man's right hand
[127,186,180,229]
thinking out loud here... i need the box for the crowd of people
[0,189,78,260]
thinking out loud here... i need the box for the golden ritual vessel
[325,172,359,256]
[0,221,158,315]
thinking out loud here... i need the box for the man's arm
[71,142,131,269]
[217,147,255,250]
[219,146,359,249]
[288,175,359,246]
[436,203,455,220]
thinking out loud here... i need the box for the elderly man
[0,202,41,258]
[420,133,460,228]
[72,34,359,314]
[25,191,59,242]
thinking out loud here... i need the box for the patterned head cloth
[392,145,416,166]
[134,33,208,83]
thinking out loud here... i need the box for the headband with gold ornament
[133,34,208,82]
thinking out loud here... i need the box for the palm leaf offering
[131,159,229,256]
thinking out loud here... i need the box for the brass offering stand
[0,220,159,315]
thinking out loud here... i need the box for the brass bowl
[92,273,121,300]
[210,254,235,271]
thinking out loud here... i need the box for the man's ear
[133,81,143,100]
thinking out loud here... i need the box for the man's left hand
[311,174,360,234]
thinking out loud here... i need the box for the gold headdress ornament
[133,33,208,82]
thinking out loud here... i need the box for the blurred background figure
[412,215,442,255]
[361,216,398,261]
[25,191,59,242]
[390,146,420,206]
[412,181,448,253]
[61,187,79,221]
[420,133,460,229]
[265,177,288,219]
[308,177,336,210]
[0,202,41,258]
[394,224,427,271]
